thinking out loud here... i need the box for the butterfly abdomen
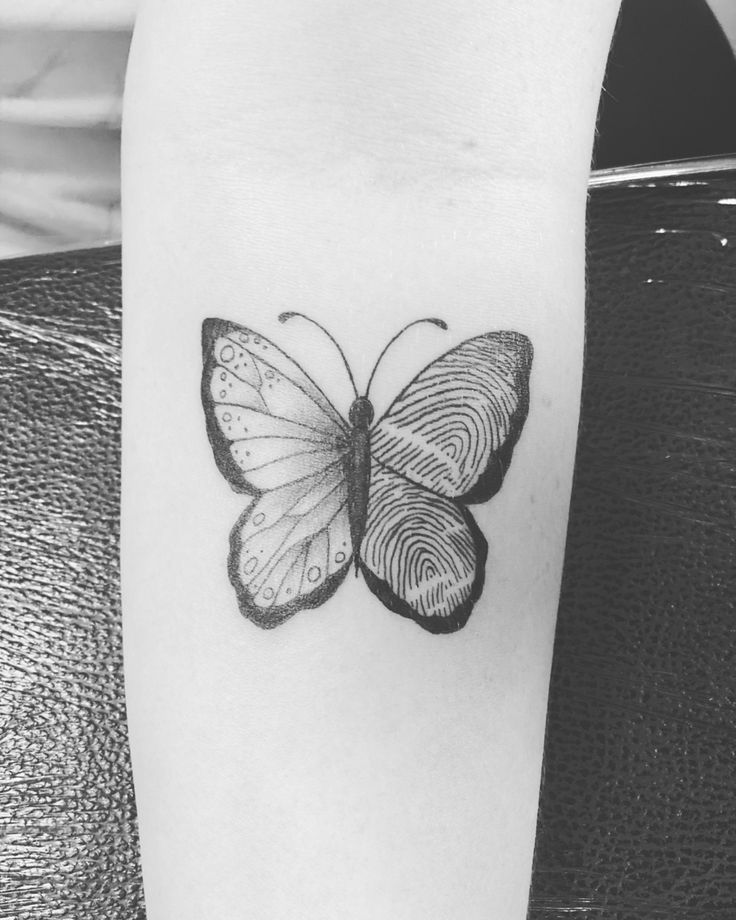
[345,397,374,571]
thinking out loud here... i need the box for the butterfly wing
[361,331,532,632]
[229,462,353,627]
[359,460,486,633]
[202,318,348,495]
[202,318,352,626]
[370,332,532,502]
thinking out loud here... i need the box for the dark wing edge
[201,317,347,495]
[227,504,353,629]
[359,506,488,635]
[202,318,258,494]
[461,333,532,504]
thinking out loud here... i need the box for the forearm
[121,2,620,918]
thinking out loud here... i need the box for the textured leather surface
[1,170,734,919]
[530,173,736,919]
[0,250,143,919]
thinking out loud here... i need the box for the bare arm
[121,3,620,917]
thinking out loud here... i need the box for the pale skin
[122,2,621,918]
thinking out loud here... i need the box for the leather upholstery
[1,168,734,919]
[531,170,736,919]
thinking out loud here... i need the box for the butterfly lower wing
[202,318,348,494]
[229,462,353,627]
[370,332,532,502]
[359,461,487,633]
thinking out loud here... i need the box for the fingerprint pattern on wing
[370,332,532,499]
[359,461,484,631]
[229,462,353,627]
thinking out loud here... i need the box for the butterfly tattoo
[201,313,533,634]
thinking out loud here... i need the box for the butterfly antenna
[279,312,359,399]
[364,318,448,397]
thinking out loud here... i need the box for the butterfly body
[344,396,375,573]
[202,316,533,634]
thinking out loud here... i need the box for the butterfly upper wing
[361,331,532,632]
[370,332,532,502]
[201,318,348,495]
[201,318,352,627]
[359,460,486,633]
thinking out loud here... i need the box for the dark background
[594,0,736,168]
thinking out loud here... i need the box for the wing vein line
[256,458,346,495]
[260,498,348,593]
[230,433,339,445]
[251,470,346,538]
[273,545,307,605]
[217,406,344,442]
[226,334,348,434]
[246,488,349,592]
[236,446,344,474]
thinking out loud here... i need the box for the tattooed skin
[201,313,532,633]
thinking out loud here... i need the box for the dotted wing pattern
[202,318,348,494]
[202,319,352,626]
[229,463,353,628]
